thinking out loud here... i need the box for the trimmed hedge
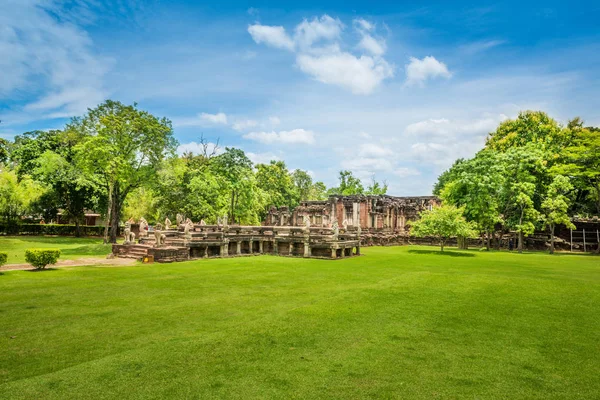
[0,252,7,267]
[0,224,109,236]
[25,249,61,269]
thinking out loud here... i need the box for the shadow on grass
[26,268,59,272]
[408,249,475,257]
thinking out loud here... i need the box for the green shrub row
[0,224,111,236]
[0,252,7,267]
[24,249,61,269]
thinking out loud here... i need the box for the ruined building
[265,195,440,245]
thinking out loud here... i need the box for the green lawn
[0,236,108,264]
[0,246,599,399]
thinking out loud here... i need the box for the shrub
[0,224,109,236]
[25,249,61,269]
[0,252,7,267]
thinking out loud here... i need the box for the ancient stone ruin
[266,195,440,246]
[113,217,361,262]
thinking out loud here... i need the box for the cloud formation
[406,115,508,166]
[200,112,228,124]
[248,15,393,94]
[0,0,112,122]
[247,25,295,51]
[405,56,452,86]
[243,129,315,144]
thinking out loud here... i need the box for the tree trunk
[103,182,113,244]
[230,191,235,224]
[518,231,523,254]
[440,238,444,252]
[518,208,524,254]
[108,181,120,244]
[75,218,81,238]
[549,224,555,254]
[457,235,467,250]
[486,229,490,251]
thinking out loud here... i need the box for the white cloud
[359,131,372,139]
[248,15,394,95]
[358,143,393,157]
[460,40,506,55]
[200,112,228,124]
[248,24,295,51]
[405,56,452,86]
[177,141,223,156]
[294,15,343,49]
[354,18,386,57]
[406,115,508,167]
[358,35,386,56]
[243,128,315,144]
[394,168,421,177]
[297,53,393,95]
[232,119,258,131]
[269,116,281,126]
[405,115,507,137]
[353,18,373,31]
[247,152,281,165]
[341,157,394,172]
[0,0,112,120]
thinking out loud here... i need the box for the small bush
[25,249,61,269]
[0,252,7,267]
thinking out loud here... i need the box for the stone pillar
[352,202,359,227]
[259,240,264,254]
[356,245,360,256]
[236,241,241,255]
[331,198,337,226]
[331,247,336,259]
[249,239,254,254]
[304,242,310,257]
[274,240,279,255]
[289,242,294,256]
[204,246,208,258]
[222,241,229,257]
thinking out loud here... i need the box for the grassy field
[0,236,108,264]
[0,246,599,399]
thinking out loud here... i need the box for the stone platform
[113,224,361,262]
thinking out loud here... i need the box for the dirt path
[0,257,137,271]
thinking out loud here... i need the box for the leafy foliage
[0,170,45,226]
[0,251,6,267]
[410,205,475,251]
[25,249,61,269]
[71,100,176,242]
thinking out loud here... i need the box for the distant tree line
[0,100,387,243]
[434,111,600,253]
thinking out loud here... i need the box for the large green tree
[256,161,299,213]
[553,121,600,214]
[541,175,575,254]
[485,111,571,156]
[441,151,505,250]
[410,204,475,252]
[328,170,364,196]
[210,148,264,224]
[0,169,45,227]
[72,100,176,243]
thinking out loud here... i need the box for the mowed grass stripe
[0,246,599,399]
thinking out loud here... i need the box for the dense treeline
[434,111,600,253]
[0,100,387,243]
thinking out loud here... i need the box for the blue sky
[1,0,599,195]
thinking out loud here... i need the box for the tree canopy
[410,205,475,251]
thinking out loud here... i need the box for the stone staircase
[114,244,152,260]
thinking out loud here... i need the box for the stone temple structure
[265,195,440,245]
[113,219,361,262]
